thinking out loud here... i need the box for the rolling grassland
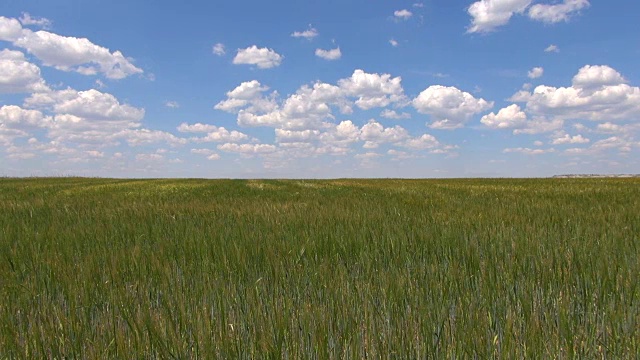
[0,178,638,358]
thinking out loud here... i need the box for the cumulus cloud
[551,132,590,145]
[394,9,413,20]
[212,43,226,56]
[528,67,544,79]
[0,49,49,93]
[1,16,143,79]
[481,104,527,129]
[291,26,318,39]
[338,69,406,110]
[315,47,342,60]
[528,0,590,23]
[413,85,493,129]
[165,101,179,108]
[466,0,532,33]
[513,65,639,123]
[233,46,283,69]
[389,39,399,47]
[0,105,50,129]
[217,143,277,155]
[380,109,411,120]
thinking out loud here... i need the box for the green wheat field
[1,177,638,358]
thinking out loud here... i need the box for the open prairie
[1,178,639,358]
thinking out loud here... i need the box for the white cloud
[528,0,590,23]
[389,39,399,47]
[177,122,218,133]
[571,65,626,90]
[466,0,532,33]
[194,127,250,143]
[551,132,590,145]
[528,67,544,79]
[19,13,52,29]
[315,47,342,61]
[544,44,560,53]
[233,46,283,69]
[212,43,226,56]
[338,69,406,110]
[394,9,413,20]
[360,119,409,147]
[165,101,179,108]
[0,17,24,41]
[0,105,50,129]
[0,49,49,93]
[191,148,220,160]
[503,147,555,154]
[119,129,186,147]
[413,85,493,129]
[513,65,639,123]
[380,109,411,120]
[0,17,143,79]
[480,104,527,129]
[178,122,250,142]
[291,26,319,40]
[402,133,440,150]
[217,143,277,154]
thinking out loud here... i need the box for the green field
[0,178,638,358]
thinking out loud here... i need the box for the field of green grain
[0,178,638,358]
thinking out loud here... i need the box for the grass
[0,177,638,358]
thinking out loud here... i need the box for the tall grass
[0,178,638,358]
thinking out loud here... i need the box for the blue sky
[1,0,639,178]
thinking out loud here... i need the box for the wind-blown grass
[0,178,638,358]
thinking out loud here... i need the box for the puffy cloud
[338,69,406,110]
[233,46,283,69]
[413,85,493,129]
[0,17,24,41]
[214,80,274,113]
[528,67,544,79]
[0,49,49,93]
[360,119,409,147]
[212,43,225,56]
[551,132,590,145]
[291,26,319,39]
[194,127,250,143]
[572,65,626,90]
[237,82,347,129]
[513,65,640,123]
[565,136,638,155]
[394,9,413,20]
[503,147,555,154]
[380,109,411,120]
[178,122,250,142]
[120,129,187,147]
[0,105,50,129]
[481,104,527,129]
[0,17,143,79]
[177,122,218,133]
[544,44,560,53]
[528,0,590,23]
[47,89,144,122]
[217,143,277,154]
[466,0,532,33]
[165,101,179,108]
[315,47,342,61]
[19,13,52,29]
[275,129,321,143]
[402,134,440,150]
[389,39,399,47]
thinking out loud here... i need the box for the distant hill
[552,174,640,178]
